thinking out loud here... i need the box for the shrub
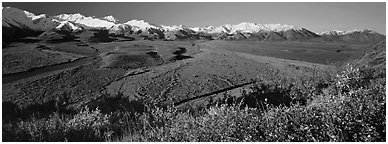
[65,107,113,141]
[257,64,385,142]
[134,104,264,142]
[3,106,115,142]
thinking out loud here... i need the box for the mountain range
[2,7,385,43]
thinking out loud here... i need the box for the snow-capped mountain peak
[102,15,120,23]
[229,22,269,33]
[264,24,297,32]
[189,23,300,34]
[56,13,83,20]
[3,6,384,43]
[23,10,36,18]
[53,20,82,32]
[124,19,159,30]
[190,27,200,32]
[161,24,189,31]
[23,10,47,20]
[321,29,378,35]
[161,25,178,31]
[190,26,215,33]
[209,25,230,33]
[32,14,47,20]
[344,29,377,34]
[320,30,346,35]
[55,13,116,29]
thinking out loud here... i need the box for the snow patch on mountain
[52,19,82,32]
[161,25,191,31]
[320,30,346,35]
[190,23,300,34]
[343,29,378,34]
[124,20,159,30]
[321,29,378,35]
[264,24,297,32]
[55,13,116,29]
[102,15,120,23]
[210,25,231,33]
[24,10,46,21]
[110,23,131,31]
[229,22,270,33]
[190,26,215,33]
[190,27,200,32]
[161,25,180,31]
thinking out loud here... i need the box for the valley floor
[3,40,344,110]
[2,40,385,142]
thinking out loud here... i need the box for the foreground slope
[2,40,385,142]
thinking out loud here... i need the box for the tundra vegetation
[3,55,385,141]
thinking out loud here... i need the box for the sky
[2,2,386,34]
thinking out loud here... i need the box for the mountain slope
[354,40,386,69]
[2,7,57,42]
[2,7,86,42]
[321,29,385,43]
[2,7,385,43]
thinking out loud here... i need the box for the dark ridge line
[37,43,98,54]
[174,81,256,106]
[98,68,150,95]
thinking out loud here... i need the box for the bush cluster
[3,107,114,142]
[134,64,384,142]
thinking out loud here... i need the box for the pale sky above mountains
[2,2,386,34]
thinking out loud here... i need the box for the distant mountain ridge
[2,7,385,43]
